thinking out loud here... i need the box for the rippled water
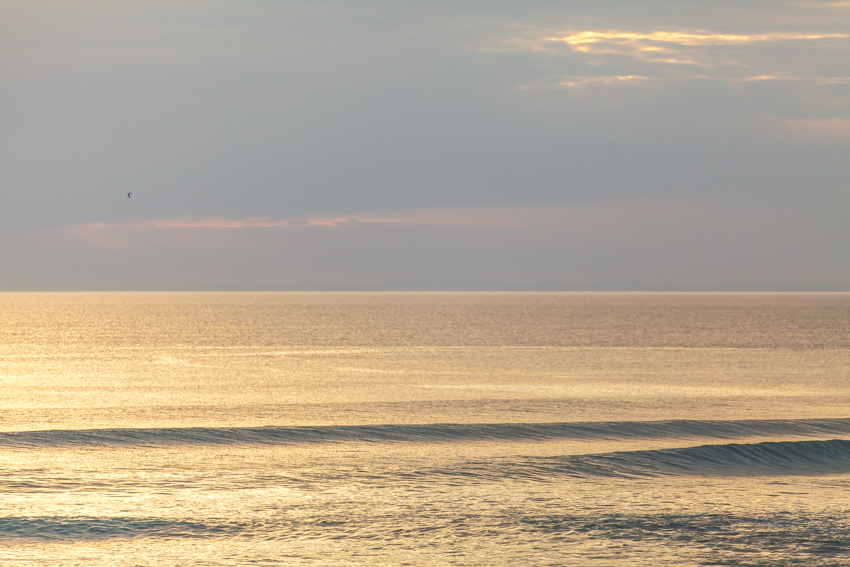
[0,292,848,565]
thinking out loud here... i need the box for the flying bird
[127,192,132,199]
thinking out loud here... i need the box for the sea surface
[0,292,848,566]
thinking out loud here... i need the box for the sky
[1,0,848,291]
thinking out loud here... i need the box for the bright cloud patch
[547,31,847,49]
[504,28,850,87]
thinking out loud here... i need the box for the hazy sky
[1,0,848,290]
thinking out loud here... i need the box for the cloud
[44,202,682,253]
[546,31,847,49]
[558,75,652,88]
[499,28,850,88]
[16,195,850,290]
[80,216,352,230]
[69,202,676,232]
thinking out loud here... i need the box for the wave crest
[1,418,848,448]
[451,439,850,480]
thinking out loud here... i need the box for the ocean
[0,292,848,565]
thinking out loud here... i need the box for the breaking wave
[443,439,850,480]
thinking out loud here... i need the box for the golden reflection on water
[0,292,848,565]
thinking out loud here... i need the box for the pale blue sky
[1,1,848,290]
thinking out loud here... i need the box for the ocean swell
[441,439,850,480]
[1,418,848,449]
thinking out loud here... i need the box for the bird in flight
[127,192,132,199]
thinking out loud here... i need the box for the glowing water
[1,292,848,565]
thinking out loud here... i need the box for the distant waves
[3,506,849,547]
[1,418,848,449]
[1,420,849,481]
[0,516,241,542]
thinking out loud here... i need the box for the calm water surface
[0,292,848,565]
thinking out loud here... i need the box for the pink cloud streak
[39,202,688,252]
